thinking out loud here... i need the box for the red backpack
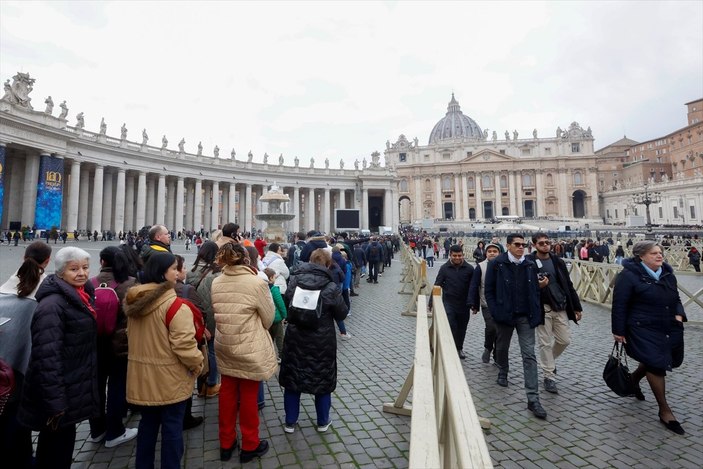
[90,278,120,336]
[165,297,206,343]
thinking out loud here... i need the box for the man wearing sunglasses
[528,233,583,395]
[485,233,547,419]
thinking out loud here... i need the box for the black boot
[240,440,269,463]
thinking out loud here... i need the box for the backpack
[90,277,120,336]
[368,244,380,260]
[292,245,303,267]
[287,286,324,330]
[165,297,206,343]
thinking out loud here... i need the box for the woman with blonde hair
[211,243,277,463]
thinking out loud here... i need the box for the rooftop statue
[59,100,68,119]
[1,72,36,109]
[120,123,128,140]
[44,96,53,114]
[414,137,419,147]
[354,159,359,170]
[231,148,236,160]
[340,158,344,169]
[325,157,329,169]
[513,130,519,140]
[533,128,538,139]
[263,152,268,164]
[279,153,284,165]
[310,157,315,168]
[142,129,149,145]
[214,145,220,157]
[76,112,85,129]
[483,129,488,140]
[197,142,203,156]
[492,130,497,141]
[504,130,509,141]
[99,118,107,135]
[362,158,367,169]
[178,138,185,152]
[161,135,168,149]
[248,151,253,163]
[294,156,299,167]
[386,140,391,150]
[556,126,562,138]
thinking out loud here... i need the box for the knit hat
[485,243,502,252]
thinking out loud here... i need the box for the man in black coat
[432,244,474,359]
[140,224,172,262]
[527,233,583,394]
[485,233,548,419]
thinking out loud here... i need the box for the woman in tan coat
[211,243,277,464]
[123,252,203,469]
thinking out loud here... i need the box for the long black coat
[280,263,348,395]
[17,274,99,430]
[612,259,686,371]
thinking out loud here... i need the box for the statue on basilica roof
[294,155,299,167]
[213,145,220,158]
[142,129,149,145]
[44,96,53,114]
[248,151,253,163]
[279,153,284,166]
[310,157,315,168]
[263,152,268,164]
[76,112,85,129]
[120,123,127,140]
[197,142,203,156]
[325,157,329,169]
[505,130,510,141]
[533,128,538,139]
[513,130,519,140]
[161,135,168,149]
[354,159,359,170]
[556,126,562,138]
[59,100,68,119]
[363,158,367,169]
[231,148,236,160]
[340,158,344,169]
[413,137,419,147]
[492,130,497,141]
[99,118,107,136]
[178,138,185,152]
[370,151,380,168]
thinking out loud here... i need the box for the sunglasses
[512,242,528,248]
[536,241,551,246]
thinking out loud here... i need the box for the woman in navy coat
[612,241,686,435]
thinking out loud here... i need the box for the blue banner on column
[35,154,64,230]
[0,146,5,227]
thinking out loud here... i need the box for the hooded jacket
[17,275,99,430]
[262,250,290,294]
[210,265,278,381]
[280,263,348,394]
[612,258,686,370]
[140,240,171,263]
[123,282,203,406]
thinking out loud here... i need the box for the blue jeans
[283,389,331,426]
[135,400,187,469]
[495,316,539,404]
[206,337,218,386]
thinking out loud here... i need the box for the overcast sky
[1,1,701,166]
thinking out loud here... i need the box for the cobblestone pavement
[2,241,700,468]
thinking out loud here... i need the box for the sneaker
[360,273,365,278]
[317,421,332,433]
[87,431,106,443]
[481,348,491,364]
[206,383,221,397]
[240,439,269,463]
[340,333,352,340]
[350,292,359,297]
[544,378,558,394]
[283,422,296,434]
[527,401,547,419]
[105,428,138,448]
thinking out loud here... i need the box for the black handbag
[602,341,635,397]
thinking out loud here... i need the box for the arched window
[522,173,533,187]
[500,175,508,189]
[399,179,408,192]
[442,176,452,191]
[482,174,492,188]
[546,173,553,186]
[573,172,583,185]
[425,178,431,192]
[467,177,475,190]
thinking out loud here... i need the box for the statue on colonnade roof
[76,112,85,129]
[0,72,36,109]
[142,129,149,145]
[121,123,128,140]
[59,100,68,119]
[44,96,53,114]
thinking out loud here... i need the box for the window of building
[424,178,431,192]
[546,173,553,186]
[482,174,492,188]
[499,149,506,155]
[442,176,452,191]
[691,206,696,219]
[399,153,407,162]
[572,143,580,153]
[442,153,451,160]
[615,209,618,218]
[467,177,475,189]
[399,179,408,192]
[483,201,493,219]
[424,154,430,161]
[469,207,476,219]
[521,148,531,156]
[522,173,533,187]
[659,207,663,218]
[606,209,610,218]
[574,172,583,185]
[545,147,552,155]
[466,151,472,157]
[500,175,507,189]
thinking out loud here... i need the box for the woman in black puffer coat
[18,247,99,469]
[280,248,348,433]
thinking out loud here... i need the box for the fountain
[255,182,296,242]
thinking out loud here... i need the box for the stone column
[494,172,502,216]
[361,188,369,230]
[203,184,212,232]
[414,177,423,220]
[156,174,166,225]
[454,174,462,219]
[461,173,469,220]
[323,188,331,233]
[146,177,156,226]
[535,170,545,217]
[307,188,316,231]
[211,181,220,230]
[508,171,517,215]
[136,172,147,229]
[228,183,237,223]
[78,165,90,231]
[339,189,347,209]
[67,160,81,232]
[244,184,252,232]
[165,179,175,230]
[292,187,300,232]
[102,170,114,231]
[516,172,523,216]
[194,179,203,232]
[558,170,569,217]
[588,168,598,218]
[475,173,483,219]
[185,181,194,231]
[124,172,135,231]
[175,177,185,235]
[114,168,126,233]
[221,186,229,225]
[91,165,104,232]
[435,176,442,219]
[21,152,40,226]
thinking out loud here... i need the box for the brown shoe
[206,384,221,397]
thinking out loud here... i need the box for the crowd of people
[0,221,405,468]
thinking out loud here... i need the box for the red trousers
[219,375,260,451]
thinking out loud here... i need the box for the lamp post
[632,184,662,240]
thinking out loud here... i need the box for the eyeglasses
[536,241,551,246]
[512,242,528,248]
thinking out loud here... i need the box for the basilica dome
[428,94,483,144]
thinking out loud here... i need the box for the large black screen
[335,209,360,230]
